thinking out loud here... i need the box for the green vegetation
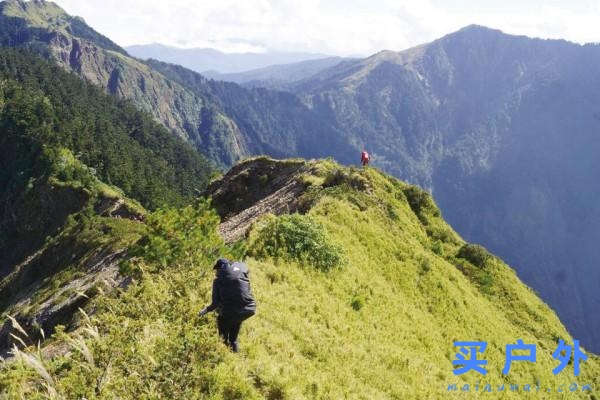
[0,45,215,352]
[1,200,253,399]
[125,199,241,272]
[453,244,496,294]
[0,49,214,210]
[0,0,126,54]
[0,47,214,267]
[403,185,439,222]
[0,139,148,327]
[457,243,493,268]
[0,1,248,168]
[2,159,599,399]
[3,0,599,352]
[247,213,344,271]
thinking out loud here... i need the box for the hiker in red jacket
[361,150,370,167]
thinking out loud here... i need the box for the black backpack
[216,261,256,317]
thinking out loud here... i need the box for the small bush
[351,295,366,311]
[431,240,444,256]
[419,258,432,275]
[248,213,344,271]
[386,202,399,221]
[462,267,495,295]
[457,243,493,268]
[425,225,458,244]
[402,185,442,227]
[453,256,496,295]
[403,186,434,216]
[323,168,369,191]
[296,173,324,187]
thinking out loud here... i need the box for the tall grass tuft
[11,345,58,399]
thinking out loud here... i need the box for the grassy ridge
[1,159,598,399]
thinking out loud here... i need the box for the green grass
[1,160,599,399]
[2,0,68,30]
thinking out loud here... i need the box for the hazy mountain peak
[126,43,335,74]
[442,23,582,49]
[456,23,501,34]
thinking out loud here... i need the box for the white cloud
[52,0,600,56]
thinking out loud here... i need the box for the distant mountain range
[287,26,600,353]
[2,0,600,355]
[202,56,353,89]
[126,43,335,75]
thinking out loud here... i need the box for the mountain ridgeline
[201,56,352,89]
[0,0,249,166]
[0,0,600,356]
[0,0,363,167]
[126,43,334,75]
[1,156,599,398]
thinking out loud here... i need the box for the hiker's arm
[199,280,220,315]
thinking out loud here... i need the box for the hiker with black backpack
[198,258,256,352]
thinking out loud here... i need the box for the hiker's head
[213,258,229,272]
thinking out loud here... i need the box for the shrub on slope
[247,213,344,271]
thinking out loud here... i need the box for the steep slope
[126,43,333,74]
[0,148,147,357]
[1,158,598,399]
[0,46,219,354]
[146,59,357,163]
[289,25,600,353]
[0,0,247,166]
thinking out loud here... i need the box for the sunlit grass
[1,159,598,399]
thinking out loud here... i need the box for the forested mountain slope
[0,47,216,353]
[0,0,247,166]
[146,59,356,163]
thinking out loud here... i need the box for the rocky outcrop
[206,157,313,243]
[0,182,145,357]
[0,248,130,357]
[95,197,145,221]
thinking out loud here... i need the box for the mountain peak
[457,24,501,33]
[438,24,507,43]
[446,24,578,47]
[0,0,68,27]
[0,0,127,54]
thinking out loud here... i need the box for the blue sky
[53,0,600,56]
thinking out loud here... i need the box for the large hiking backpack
[216,261,256,317]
